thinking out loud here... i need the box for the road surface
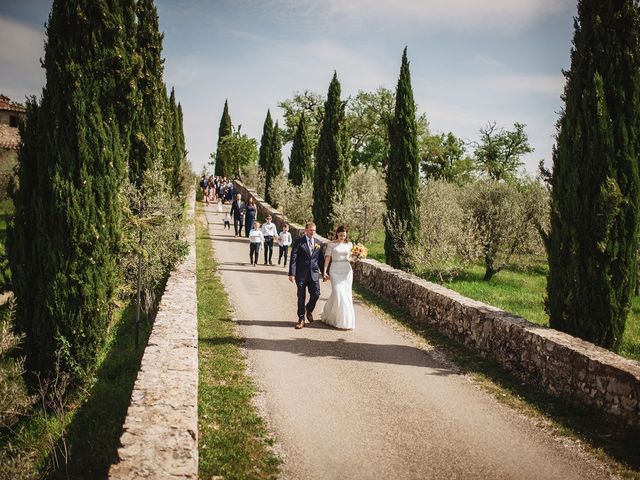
[203,204,614,480]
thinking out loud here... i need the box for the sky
[0,0,577,175]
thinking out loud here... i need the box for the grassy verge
[0,298,152,480]
[196,204,280,479]
[353,284,640,478]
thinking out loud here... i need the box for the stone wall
[234,180,640,428]
[109,196,198,479]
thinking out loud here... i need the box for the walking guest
[244,197,257,237]
[223,212,231,230]
[278,224,292,266]
[261,214,278,265]
[248,221,264,266]
[230,193,246,237]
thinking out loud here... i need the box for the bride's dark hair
[334,225,347,240]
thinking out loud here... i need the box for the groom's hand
[288,275,294,283]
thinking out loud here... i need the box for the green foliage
[312,72,350,236]
[473,122,532,181]
[346,87,395,170]
[547,0,640,351]
[214,126,258,180]
[288,114,313,186]
[120,166,188,314]
[0,302,35,431]
[384,47,421,269]
[264,121,283,205]
[461,179,548,281]
[405,180,479,281]
[129,0,164,187]
[278,90,324,152]
[8,1,129,386]
[421,132,474,184]
[330,166,386,243]
[215,100,232,176]
[165,89,188,197]
[258,109,273,172]
[269,175,313,225]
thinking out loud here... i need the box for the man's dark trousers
[296,272,320,320]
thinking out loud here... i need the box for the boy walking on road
[261,215,278,265]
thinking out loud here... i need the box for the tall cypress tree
[289,113,313,186]
[164,87,187,196]
[547,0,640,351]
[312,72,349,236]
[385,47,420,270]
[8,0,129,384]
[130,0,165,186]
[264,121,283,205]
[258,109,273,172]
[215,100,232,176]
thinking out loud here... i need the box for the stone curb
[109,196,198,479]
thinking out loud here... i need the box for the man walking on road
[230,193,245,237]
[288,222,324,329]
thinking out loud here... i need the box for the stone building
[0,94,26,198]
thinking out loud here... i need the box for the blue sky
[1,0,576,175]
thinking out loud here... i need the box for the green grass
[0,298,153,480]
[196,204,280,480]
[364,231,640,362]
[354,285,640,478]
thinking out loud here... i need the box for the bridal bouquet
[350,243,368,260]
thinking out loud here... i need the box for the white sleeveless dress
[321,241,356,330]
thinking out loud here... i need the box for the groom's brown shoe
[295,321,304,329]
[306,310,314,323]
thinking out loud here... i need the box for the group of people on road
[215,188,357,331]
[230,193,293,267]
[200,175,235,206]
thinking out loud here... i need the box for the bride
[321,225,355,330]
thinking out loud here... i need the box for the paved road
[203,205,615,480]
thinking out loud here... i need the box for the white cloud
[0,16,45,101]
[237,0,574,34]
[471,73,565,97]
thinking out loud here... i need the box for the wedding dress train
[322,241,356,330]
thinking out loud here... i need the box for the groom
[288,222,325,329]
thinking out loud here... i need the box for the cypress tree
[289,113,313,186]
[547,0,640,351]
[129,0,165,186]
[264,121,283,205]
[384,47,420,270]
[215,100,232,177]
[312,72,349,236]
[258,109,273,172]
[165,87,186,196]
[8,0,129,384]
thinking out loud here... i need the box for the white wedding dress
[321,241,356,330]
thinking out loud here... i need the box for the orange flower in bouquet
[350,243,368,260]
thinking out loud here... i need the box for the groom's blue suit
[289,235,325,322]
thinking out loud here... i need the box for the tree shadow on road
[200,334,456,376]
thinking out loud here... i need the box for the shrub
[404,180,479,280]
[331,166,386,242]
[269,174,313,225]
[461,178,547,281]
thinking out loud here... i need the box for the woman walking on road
[321,225,355,330]
[244,197,257,237]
